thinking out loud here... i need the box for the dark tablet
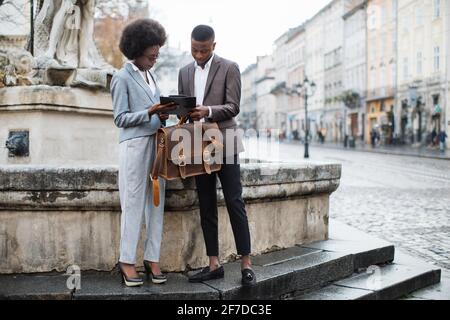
[160,95,196,108]
[160,95,197,116]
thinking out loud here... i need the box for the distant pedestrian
[370,128,377,148]
[317,130,322,143]
[293,129,299,141]
[431,128,437,147]
[320,127,326,143]
[438,130,447,152]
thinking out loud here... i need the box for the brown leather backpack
[151,116,223,207]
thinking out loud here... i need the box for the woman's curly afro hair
[119,19,167,60]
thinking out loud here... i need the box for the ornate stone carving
[33,0,114,89]
[0,49,36,87]
[5,131,29,157]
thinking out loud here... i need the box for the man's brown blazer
[178,54,244,156]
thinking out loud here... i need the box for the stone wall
[0,163,340,274]
[0,86,118,165]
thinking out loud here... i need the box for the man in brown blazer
[178,25,256,286]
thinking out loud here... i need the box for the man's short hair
[191,25,215,42]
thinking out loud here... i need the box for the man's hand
[189,106,210,121]
[158,113,170,122]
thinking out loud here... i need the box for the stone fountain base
[0,163,340,273]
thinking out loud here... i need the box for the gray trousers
[118,135,166,264]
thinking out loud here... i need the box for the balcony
[366,86,395,102]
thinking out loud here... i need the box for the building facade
[239,63,258,130]
[343,0,368,142]
[241,0,449,149]
[323,0,346,143]
[366,0,398,145]
[305,6,326,142]
[447,0,450,148]
[271,31,290,135]
[396,0,449,146]
[255,55,276,133]
[285,26,306,141]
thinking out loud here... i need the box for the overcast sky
[149,0,332,70]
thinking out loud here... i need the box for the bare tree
[94,0,151,68]
[95,0,149,19]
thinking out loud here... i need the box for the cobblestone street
[243,138,450,272]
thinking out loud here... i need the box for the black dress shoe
[241,268,256,287]
[188,266,225,283]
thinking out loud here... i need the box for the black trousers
[195,155,251,257]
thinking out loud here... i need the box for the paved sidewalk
[283,140,450,160]
[0,219,444,300]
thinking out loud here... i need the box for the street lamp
[292,77,316,159]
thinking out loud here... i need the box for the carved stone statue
[0,49,36,87]
[34,0,114,89]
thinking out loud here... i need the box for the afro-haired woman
[111,19,175,287]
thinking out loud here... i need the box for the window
[433,94,440,106]
[403,57,409,79]
[371,44,377,62]
[391,63,396,86]
[415,6,423,26]
[434,0,440,19]
[381,4,387,25]
[392,0,397,18]
[371,70,377,89]
[434,46,440,71]
[392,32,397,54]
[416,52,422,75]
[369,10,377,29]
[402,15,409,33]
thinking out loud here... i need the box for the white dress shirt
[128,61,156,96]
[194,54,214,121]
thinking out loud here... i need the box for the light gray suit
[111,63,166,264]
[178,54,244,155]
[111,63,163,143]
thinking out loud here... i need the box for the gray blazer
[111,63,162,143]
[178,54,244,154]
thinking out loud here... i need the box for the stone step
[67,248,354,300]
[0,219,399,300]
[0,235,395,300]
[302,220,396,271]
[293,262,441,300]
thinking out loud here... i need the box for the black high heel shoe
[143,260,167,284]
[119,262,144,287]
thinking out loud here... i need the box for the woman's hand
[148,102,176,116]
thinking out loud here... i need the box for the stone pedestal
[0,85,117,165]
[0,163,340,273]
